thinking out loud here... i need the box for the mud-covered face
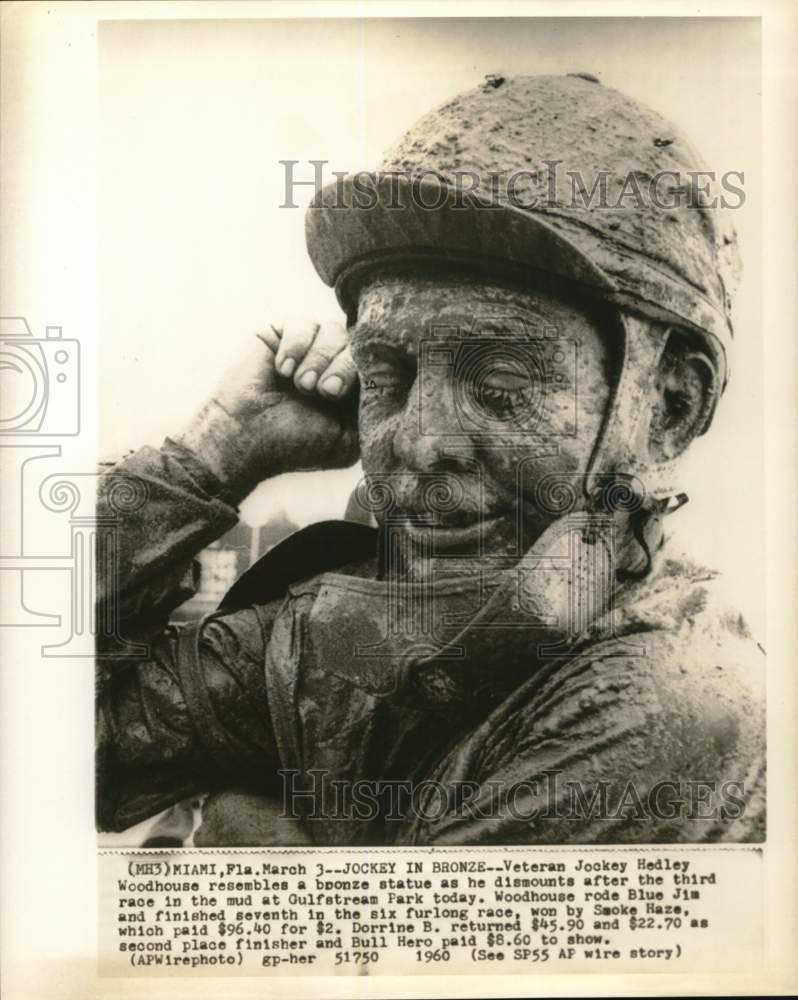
[350,271,613,581]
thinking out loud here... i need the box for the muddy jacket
[96,441,765,844]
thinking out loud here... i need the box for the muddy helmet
[305,74,742,501]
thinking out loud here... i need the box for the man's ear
[648,333,719,463]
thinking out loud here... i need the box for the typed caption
[99,847,762,977]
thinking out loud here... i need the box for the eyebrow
[349,322,417,359]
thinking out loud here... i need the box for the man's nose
[392,376,474,470]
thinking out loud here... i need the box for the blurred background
[99,16,762,631]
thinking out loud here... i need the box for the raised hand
[175,319,360,502]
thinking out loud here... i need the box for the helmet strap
[584,312,682,507]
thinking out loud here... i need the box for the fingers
[317,346,358,398]
[254,325,281,354]
[273,319,319,378]
[261,319,356,399]
[294,321,348,392]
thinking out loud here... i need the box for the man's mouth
[391,509,506,550]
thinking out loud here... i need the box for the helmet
[305,74,742,501]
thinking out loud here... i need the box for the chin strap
[584,312,684,506]
[580,308,700,584]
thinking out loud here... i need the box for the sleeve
[401,635,765,846]
[96,606,284,832]
[95,442,282,832]
[96,439,239,647]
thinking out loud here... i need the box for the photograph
[94,16,766,849]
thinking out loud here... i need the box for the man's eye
[471,370,535,417]
[482,371,530,393]
[360,370,409,397]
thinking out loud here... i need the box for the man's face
[349,270,613,582]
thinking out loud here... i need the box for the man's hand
[175,320,360,502]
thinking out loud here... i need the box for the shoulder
[470,539,765,784]
[554,538,766,781]
[610,537,765,694]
